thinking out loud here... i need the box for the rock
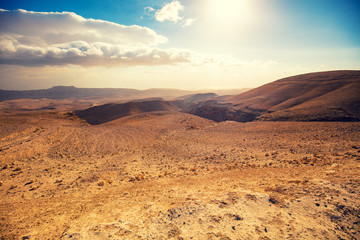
[269,197,278,204]
[25,180,35,185]
[135,174,145,181]
[330,163,339,168]
[324,170,336,175]
[13,167,22,171]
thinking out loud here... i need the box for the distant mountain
[0,86,141,101]
[189,70,360,122]
[0,86,249,102]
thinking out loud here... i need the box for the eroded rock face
[189,101,260,122]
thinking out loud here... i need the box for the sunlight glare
[206,0,254,28]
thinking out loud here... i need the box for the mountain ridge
[0,86,249,102]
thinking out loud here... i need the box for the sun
[205,0,254,27]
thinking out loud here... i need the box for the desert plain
[0,71,360,239]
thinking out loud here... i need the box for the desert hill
[74,93,221,125]
[74,70,360,125]
[75,100,181,125]
[190,70,360,122]
[1,70,359,123]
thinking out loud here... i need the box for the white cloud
[147,2,195,27]
[0,9,242,68]
[144,7,155,15]
[155,1,184,23]
[0,9,166,47]
[182,18,196,27]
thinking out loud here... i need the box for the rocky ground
[0,111,359,239]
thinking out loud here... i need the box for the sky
[0,0,359,90]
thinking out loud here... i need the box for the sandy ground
[0,111,359,239]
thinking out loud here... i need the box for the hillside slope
[75,100,180,125]
[190,70,360,122]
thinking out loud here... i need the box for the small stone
[269,197,278,204]
[324,170,335,175]
[97,181,104,186]
[330,163,339,168]
[234,215,243,221]
[135,174,144,181]
[25,180,35,185]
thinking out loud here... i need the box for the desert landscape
[0,70,359,239]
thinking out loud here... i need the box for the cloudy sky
[0,0,359,90]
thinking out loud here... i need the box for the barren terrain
[0,110,359,239]
[1,71,359,239]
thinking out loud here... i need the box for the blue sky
[0,0,359,90]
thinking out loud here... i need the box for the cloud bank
[0,9,198,66]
